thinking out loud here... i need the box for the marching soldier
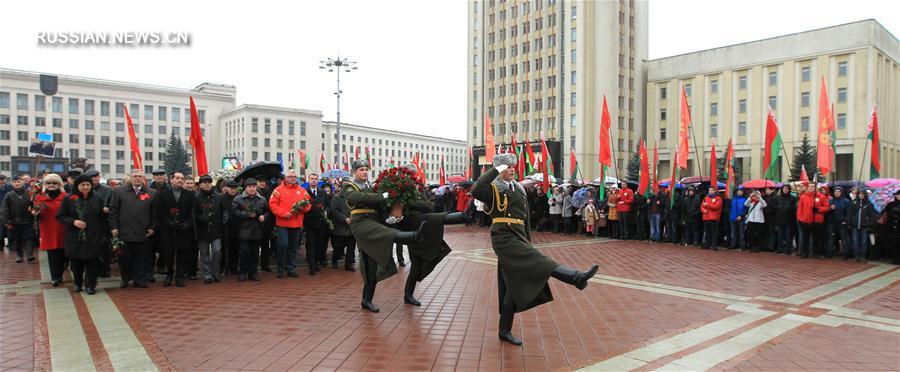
[471,154,599,346]
[342,160,425,313]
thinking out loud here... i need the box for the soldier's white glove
[382,192,390,199]
[385,215,403,224]
[495,164,509,173]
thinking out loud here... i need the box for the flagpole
[687,110,704,180]
[609,132,622,183]
[855,136,871,186]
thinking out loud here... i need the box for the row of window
[0,93,206,124]
[0,115,204,135]
[659,88,849,120]
[226,117,307,136]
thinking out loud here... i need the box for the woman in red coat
[33,174,67,286]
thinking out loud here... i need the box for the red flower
[69,194,78,200]
[169,208,179,216]
[139,194,150,201]
[389,190,399,198]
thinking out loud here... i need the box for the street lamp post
[319,57,357,168]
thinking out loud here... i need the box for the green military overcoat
[342,181,398,282]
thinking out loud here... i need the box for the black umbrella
[234,161,283,183]
[459,180,474,188]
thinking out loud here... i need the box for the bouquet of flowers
[70,195,87,242]
[169,207,180,225]
[318,208,334,230]
[373,167,424,209]
[111,237,126,256]
[291,199,311,214]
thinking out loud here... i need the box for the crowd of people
[2,167,899,298]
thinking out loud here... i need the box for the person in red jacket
[34,174,67,286]
[796,183,830,259]
[617,183,635,240]
[268,170,313,277]
[701,187,723,250]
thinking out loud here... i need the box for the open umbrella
[448,175,467,184]
[571,187,592,208]
[828,180,866,190]
[658,178,685,189]
[679,176,710,185]
[866,178,900,188]
[235,161,283,183]
[592,176,620,185]
[741,179,777,189]
[321,168,351,180]
[528,173,558,184]
[459,180,474,188]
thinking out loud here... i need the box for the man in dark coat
[154,172,195,287]
[304,173,331,271]
[328,180,357,271]
[471,154,598,346]
[85,169,114,277]
[58,175,107,294]
[0,174,12,250]
[221,180,241,275]
[147,169,169,279]
[0,175,35,263]
[108,169,157,288]
[255,178,275,272]
[231,178,271,281]
[771,185,797,254]
[680,187,702,246]
[342,160,425,313]
[194,175,226,284]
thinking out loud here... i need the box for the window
[17,131,28,141]
[52,97,62,113]
[570,114,576,127]
[710,102,718,116]
[837,88,847,103]
[101,136,110,145]
[69,119,79,129]
[198,110,205,124]
[684,84,692,97]
[801,116,810,131]
[837,113,846,129]
[116,102,125,117]
[660,128,667,140]
[158,106,167,121]
[145,152,153,161]
[144,125,152,133]
[710,80,718,94]
[130,104,139,118]
[570,28,576,42]
[738,75,747,90]
[68,98,79,114]
[101,101,110,116]
[264,138,271,147]
[660,109,667,120]
[571,71,576,84]
[116,164,125,174]
[16,94,28,110]
[739,99,747,113]
[0,114,7,124]
[35,117,46,127]
[768,96,777,110]
[52,133,62,142]
[0,92,8,108]
[768,71,777,86]
[838,61,848,77]
[0,131,7,140]
[115,122,124,132]
[801,67,810,82]
[34,95,46,111]
[660,87,667,99]
[801,92,810,107]
[570,92,576,106]
[145,138,153,147]
[85,100,94,115]
[739,122,747,136]
[17,116,27,125]
[116,137,125,146]
[158,126,166,135]
[69,134,79,143]
[171,107,180,122]
[143,105,153,120]
[85,135,95,145]
[710,124,718,137]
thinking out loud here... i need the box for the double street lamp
[319,57,358,168]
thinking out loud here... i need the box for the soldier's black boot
[444,212,468,225]
[550,265,599,290]
[498,304,521,346]
[396,245,405,267]
[393,222,427,246]
[361,282,380,313]
[403,275,421,306]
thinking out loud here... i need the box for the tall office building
[467,0,648,179]
[647,20,899,181]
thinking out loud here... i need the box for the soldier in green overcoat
[342,160,425,313]
[393,164,468,306]
[471,153,599,345]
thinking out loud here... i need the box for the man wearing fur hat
[341,159,426,313]
[471,153,599,346]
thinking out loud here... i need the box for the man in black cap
[154,172,196,287]
[0,175,35,263]
[85,169,114,277]
[194,175,226,284]
[342,159,426,313]
[149,169,169,192]
[231,178,271,281]
[65,168,83,194]
[0,174,11,250]
[472,153,598,345]
[221,180,241,275]
[109,169,157,288]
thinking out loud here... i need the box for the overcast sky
[1,1,896,142]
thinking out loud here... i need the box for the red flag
[570,147,578,181]
[297,150,307,170]
[817,77,835,176]
[708,140,717,190]
[124,105,143,171]
[343,152,349,171]
[189,97,208,176]
[439,155,446,186]
[800,164,809,182]
[354,146,360,160]
[638,139,650,196]
[669,152,678,208]
[724,139,735,199]
[868,104,880,179]
[540,139,550,195]
[652,143,659,194]
[599,95,612,167]
[484,113,495,163]
[365,146,372,168]
[511,133,525,181]
[677,85,692,170]
[418,160,427,184]
[319,152,327,173]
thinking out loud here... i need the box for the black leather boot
[444,212,468,225]
[393,222,427,246]
[361,282,380,313]
[550,265,599,290]
[396,245,405,267]
[498,303,521,345]
[404,277,421,306]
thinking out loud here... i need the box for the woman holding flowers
[56,174,105,294]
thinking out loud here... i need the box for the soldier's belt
[351,209,377,215]
[492,217,525,225]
